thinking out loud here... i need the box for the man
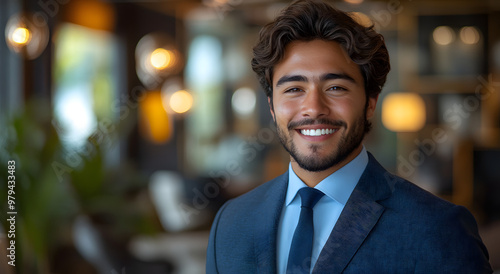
[206,0,492,273]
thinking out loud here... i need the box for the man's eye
[327,86,347,91]
[285,88,302,93]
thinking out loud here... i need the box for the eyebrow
[275,73,356,87]
[320,73,356,83]
[275,75,308,87]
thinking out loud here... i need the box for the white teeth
[300,128,336,136]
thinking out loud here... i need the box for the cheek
[329,98,362,123]
[273,99,297,120]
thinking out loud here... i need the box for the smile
[300,128,337,136]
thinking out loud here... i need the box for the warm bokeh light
[64,0,115,31]
[382,93,426,132]
[5,13,49,59]
[433,26,455,46]
[161,78,184,114]
[150,48,173,70]
[344,0,364,4]
[349,12,372,27]
[135,33,183,89]
[11,27,31,45]
[169,90,193,114]
[139,91,172,143]
[231,87,256,117]
[460,26,480,45]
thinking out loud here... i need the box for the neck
[291,145,363,187]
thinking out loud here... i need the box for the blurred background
[1,0,499,273]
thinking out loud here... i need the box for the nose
[300,89,330,118]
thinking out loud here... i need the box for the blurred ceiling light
[433,26,455,46]
[12,27,31,45]
[150,48,173,70]
[232,87,256,117]
[344,0,364,4]
[161,77,184,114]
[5,13,49,59]
[169,90,193,114]
[382,93,426,132]
[136,33,182,89]
[139,91,172,143]
[350,12,372,27]
[459,26,480,45]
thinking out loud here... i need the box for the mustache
[287,118,347,130]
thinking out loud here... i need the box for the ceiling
[107,0,500,23]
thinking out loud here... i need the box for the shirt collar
[285,146,369,206]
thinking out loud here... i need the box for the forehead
[273,39,363,85]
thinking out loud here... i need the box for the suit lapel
[312,188,385,273]
[254,172,289,274]
[313,154,392,273]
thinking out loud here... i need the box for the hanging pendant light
[5,12,49,60]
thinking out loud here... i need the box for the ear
[366,94,379,119]
[268,96,275,122]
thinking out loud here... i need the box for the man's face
[270,39,377,173]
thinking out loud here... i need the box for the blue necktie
[286,187,324,274]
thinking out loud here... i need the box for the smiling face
[270,39,378,181]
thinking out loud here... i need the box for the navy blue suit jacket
[206,153,492,273]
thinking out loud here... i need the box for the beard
[275,109,369,172]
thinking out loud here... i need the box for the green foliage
[1,100,77,273]
[0,100,160,273]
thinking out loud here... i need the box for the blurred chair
[73,215,115,274]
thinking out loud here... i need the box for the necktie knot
[298,187,324,209]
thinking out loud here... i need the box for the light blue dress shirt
[277,147,369,273]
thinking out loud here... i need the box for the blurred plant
[0,99,77,273]
[0,99,161,273]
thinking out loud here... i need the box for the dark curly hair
[251,0,390,101]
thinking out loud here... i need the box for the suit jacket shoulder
[323,153,493,273]
[206,172,288,274]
